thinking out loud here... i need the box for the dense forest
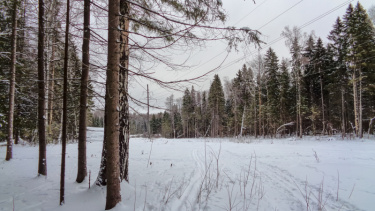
[131,3,375,139]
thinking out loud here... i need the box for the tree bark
[359,68,363,138]
[119,0,130,182]
[239,105,246,137]
[60,0,70,205]
[96,102,107,186]
[341,86,346,138]
[76,0,91,183]
[6,0,18,161]
[105,0,121,208]
[38,0,47,176]
[298,74,303,138]
[48,37,55,135]
[353,70,359,136]
[319,67,325,135]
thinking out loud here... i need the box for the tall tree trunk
[105,0,121,208]
[76,0,91,183]
[48,36,55,135]
[254,98,257,138]
[119,0,130,182]
[240,105,246,137]
[37,0,47,176]
[359,68,363,138]
[96,102,107,186]
[298,77,303,138]
[258,83,262,138]
[353,70,359,136]
[341,86,346,138]
[60,0,70,204]
[6,0,18,161]
[319,67,325,135]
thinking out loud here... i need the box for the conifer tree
[182,88,193,137]
[264,48,279,136]
[279,59,291,127]
[344,3,375,137]
[208,75,225,137]
[328,17,349,137]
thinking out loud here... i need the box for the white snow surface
[1,127,374,211]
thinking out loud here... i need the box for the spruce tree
[264,48,279,136]
[328,17,349,137]
[344,3,375,137]
[279,59,291,128]
[208,75,225,137]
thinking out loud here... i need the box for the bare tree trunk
[298,77,303,138]
[48,37,55,135]
[147,84,150,139]
[341,86,346,138]
[353,70,359,136]
[37,0,47,176]
[258,83,262,138]
[359,69,363,138]
[76,0,91,183]
[254,100,257,138]
[119,0,130,182]
[239,105,246,137]
[60,0,70,204]
[96,102,107,186]
[6,0,18,161]
[319,67,325,135]
[105,0,121,208]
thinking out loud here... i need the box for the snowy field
[0,127,374,211]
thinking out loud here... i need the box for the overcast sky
[125,0,374,114]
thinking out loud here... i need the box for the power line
[148,0,302,99]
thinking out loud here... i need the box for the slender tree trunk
[6,0,18,161]
[96,102,107,186]
[254,92,257,138]
[44,31,50,142]
[240,105,246,137]
[119,0,130,182]
[258,83,262,137]
[341,86,346,138]
[15,129,19,145]
[48,37,55,135]
[60,0,70,204]
[298,77,303,138]
[37,0,47,176]
[359,69,363,138]
[353,70,359,136]
[319,67,325,135]
[76,0,90,183]
[105,0,121,208]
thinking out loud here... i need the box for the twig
[349,184,355,199]
[147,139,154,168]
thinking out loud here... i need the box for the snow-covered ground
[1,127,374,211]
